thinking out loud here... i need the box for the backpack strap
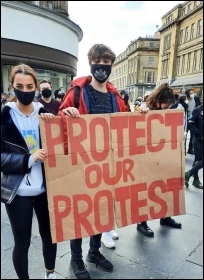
[74,86,81,109]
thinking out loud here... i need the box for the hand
[32,149,46,163]
[39,113,54,122]
[139,106,149,114]
[62,107,80,118]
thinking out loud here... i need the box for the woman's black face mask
[14,88,35,105]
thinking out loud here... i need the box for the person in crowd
[171,93,180,109]
[185,103,203,189]
[176,94,189,154]
[54,87,65,102]
[1,64,57,279]
[134,96,143,111]
[37,79,61,115]
[123,93,131,112]
[58,43,130,279]
[120,90,127,99]
[143,91,151,102]
[1,92,9,108]
[134,100,141,111]
[136,83,182,238]
[185,89,201,154]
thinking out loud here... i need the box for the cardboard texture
[39,109,186,243]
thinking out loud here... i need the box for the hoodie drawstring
[26,175,31,186]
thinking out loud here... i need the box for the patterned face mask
[91,64,112,83]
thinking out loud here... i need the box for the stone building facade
[110,1,203,102]
[157,0,203,98]
[109,36,160,103]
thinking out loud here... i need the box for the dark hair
[10,64,37,88]
[146,83,175,110]
[87,44,116,65]
[38,79,52,90]
[124,94,129,102]
[179,94,187,102]
[185,88,193,97]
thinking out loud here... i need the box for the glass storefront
[1,65,72,97]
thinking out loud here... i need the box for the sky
[68,1,185,78]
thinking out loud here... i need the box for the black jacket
[188,104,203,143]
[1,105,46,204]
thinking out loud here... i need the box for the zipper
[3,140,28,153]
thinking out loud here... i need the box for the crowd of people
[1,43,203,279]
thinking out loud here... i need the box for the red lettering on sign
[53,195,71,242]
[111,116,128,157]
[94,190,114,232]
[149,180,167,218]
[147,114,165,152]
[45,119,63,167]
[103,161,122,185]
[90,118,109,162]
[122,159,135,182]
[165,113,183,150]
[115,186,130,227]
[130,183,148,223]
[167,177,183,215]
[68,118,90,165]
[129,115,146,155]
[73,194,94,238]
[85,164,102,188]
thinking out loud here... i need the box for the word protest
[39,110,186,243]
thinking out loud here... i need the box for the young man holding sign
[58,44,131,279]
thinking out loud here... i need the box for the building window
[192,50,198,72]
[200,49,203,71]
[163,34,171,50]
[176,57,180,75]
[181,55,186,74]
[197,19,202,36]
[179,29,184,44]
[188,4,191,11]
[147,57,154,66]
[184,26,189,42]
[182,8,185,16]
[166,15,172,23]
[194,1,197,8]
[187,53,191,73]
[144,72,154,83]
[190,23,195,39]
[149,42,155,48]
[161,60,169,77]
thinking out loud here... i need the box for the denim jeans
[70,233,102,261]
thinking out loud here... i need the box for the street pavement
[1,144,203,279]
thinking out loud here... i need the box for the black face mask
[91,64,112,83]
[14,88,35,106]
[41,88,52,98]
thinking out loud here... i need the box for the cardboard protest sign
[39,110,186,243]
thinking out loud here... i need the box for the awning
[170,75,203,86]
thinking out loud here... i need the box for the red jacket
[58,76,128,114]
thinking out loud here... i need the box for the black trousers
[70,233,102,261]
[5,192,57,279]
[192,138,203,180]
